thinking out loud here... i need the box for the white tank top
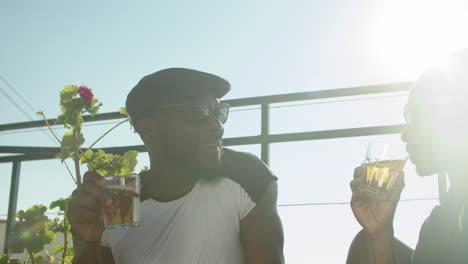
[101,177,255,264]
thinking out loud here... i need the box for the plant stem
[55,257,72,264]
[61,215,69,264]
[28,251,36,264]
[87,119,129,150]
[72,130,82,185]
[38,112,62,145]
[63,161,77,184]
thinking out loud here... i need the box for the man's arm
[349,166,408,264]
[68,172,116,264]
[240,181,285,264]
[346,229,414,264]
[71,234,115,264]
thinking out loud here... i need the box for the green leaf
[79,149,94,165]
[49,197,69,212]
[43,229,56,244]
[120,107,134,129]
[57,94,86,130]
[119,107,128,116]
[85,99,102,116]
[58,132,75,161]
[118,151,138,176]
[53,245,64,255]
[58,131,84,162]
[8,204,54,254]
[0,255,21,264]
[16,210,25,220]
[8,231,25,254]
[23,205,47,220]
[33,253,44,264]
[60,85,78,104]
[84,150,139,176]
[48,219,60,233]
[66,246,74,258]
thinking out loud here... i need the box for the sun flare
[375,0,468,77]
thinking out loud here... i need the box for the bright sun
[375,0,468,77]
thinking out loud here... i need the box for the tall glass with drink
[103,174,140,229]
[361,142,408,199]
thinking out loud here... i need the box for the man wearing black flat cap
[67,68,285,264]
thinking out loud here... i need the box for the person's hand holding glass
[350,142,408,235]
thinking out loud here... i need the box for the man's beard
[159,131,224,180]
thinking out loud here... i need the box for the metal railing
[2,81,426,253]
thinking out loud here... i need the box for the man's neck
[141,164,198,202]
[446,162,468,201]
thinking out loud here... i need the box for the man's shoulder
[413,203,468,263]
[221,148,277,203]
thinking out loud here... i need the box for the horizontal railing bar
[0,145,148,163]
[0,82,410,132]
[0,146,62,154]
[226,82,410,107]
[0,145,147,155]
[0,124,404,163]
[0,154,55,163]
[267,124,404,142]
[0,112,127,132]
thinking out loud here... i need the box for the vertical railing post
[261,103,270,165]
[3,161,21,254]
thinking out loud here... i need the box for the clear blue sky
[1,0,466,262]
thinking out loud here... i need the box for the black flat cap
[126,68,231,120]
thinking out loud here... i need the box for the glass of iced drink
[103,174,140,229]
[361,142,408,199]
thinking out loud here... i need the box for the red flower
[77,85,94,104]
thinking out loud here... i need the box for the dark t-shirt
[221,148,278,203]
[412,193,468,263]
[141,147,278,203]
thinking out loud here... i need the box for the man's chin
[177,147,223,180]
[195,162,222,180]
[414,164,440,177]
[195,147,223,177]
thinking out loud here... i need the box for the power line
[277,197,438,207]
[0,75,61,144]
[0,197,439,217]
[0,85,34,120]
[0,74,37,114]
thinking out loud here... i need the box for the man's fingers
[350,178,370,202]
[68,207,100,222]
[83,171,106,186]
[350,178,362,192]
[67,205,103,235]
[71,223,104,243]
[82,183,110,203]
[353,166,365,180]
[388,171,405,202]
[68,183,112,228]
[70,194,102,211]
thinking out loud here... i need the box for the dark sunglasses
[156,102,230,125]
